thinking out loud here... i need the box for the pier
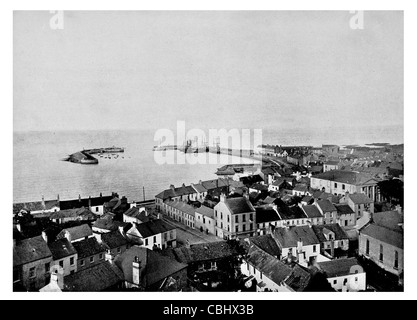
[63,146,125,165]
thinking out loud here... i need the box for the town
[13,143,404,292]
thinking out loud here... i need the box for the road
[161,215,220,246]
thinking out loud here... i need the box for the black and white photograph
[6,4,412,302]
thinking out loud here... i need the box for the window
[345,220,348,226]
[45,262,50,272]
[99,253,104,260]
[90,256,94,263]
[227,215,230,223]
[342,184,345,190]
[394,251,399,269]
[215,210,217,217]
[59,260,64,268]
[80,259,85,266]
[221,212,223,220]
[164,232,168,241]
[355,277,358,282]
[235,215,238,223]
[153,236,157,243]
[334,183,338,188]
[96,207,99,212]
[145,238,149,246]
[70,257,74,266]
[379,244,384,262]
[170,230,174,239]
[117,247,121,254]
[333,280,337,285]
[250,214,253,221]
[236,226,239,233]
[242,215,246,222]
[29,267,36,278]
[243,225,246,232]
[313,245,316,253]
[203,217,205,224]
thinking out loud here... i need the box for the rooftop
[273,225,320,248]
[58,224,93,242]
[318,257,364,278]
[316,199,337,213]
[255,206,281,224]
[312,224,349,243]
[48,238,77,260]
[346,193,373,204]
[72,237,106,259]
[133,219,175,238]
[195,205,214,218]
[222,197,255,215]
[312,170,378,186]
[302,205,323,219]
[248,235,281,257]
[13,235,52,266]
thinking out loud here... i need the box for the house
[249,183,269,194]
[72,237,107,272]
[323,160,340,172]
[123,206,153,224]
[275,204,309,228]
[314,199,338,224]
[292,184,310,197]
[92,214,131,233]
[339,192,374,219]
[359,210,403,277]
[95,229,130,257]
[13,196,60,215]
[334,203,356,228]
[62,261,123,291]
[317,257,366,292]
[312,224,349,258]
[301,204,324,226]
[49,207,97,224]
[162,241,242,291]
[114,245,188,291]
[13,235,53,291]
[162,200,196,229]
[246,234,281,258]
[195,205,215,235]
[154,183,198,211]
[310,170,382,201]
[268,178,293,192]
[190,183,208,201]
[126,219,176,250]
[213,195,256,240]
[47,237,78,276]
[56,224,94,243]
[255,206,281,235]
[241,244,311,292]
[59,194,113,214]
[271,225,321,267]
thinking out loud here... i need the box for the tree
[377,179,404,206]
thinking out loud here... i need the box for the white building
[126,219,176,250]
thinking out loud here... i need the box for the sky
[13,11,403,133]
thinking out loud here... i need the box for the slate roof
[273,226,320,248]
[302,205,323,219]
[250,183,269,192]
[192,184,207,193]
[312,224,349,243]
[155,184,197,200]
[318,257,363,278]
[59,195,113,210]
[48,238,77,260]
[248,235,281,257]
[293,184,308,192]
[255,206,281,224]
[133,219,175,238]
[165,200,196,217]
[58,224,93,242]
[316,199,337,213]
[72,237,106,259]
[312,170,378,186]
[224,197,255,215]
[245,245,311,291]
[165,241,237,264]
[195,205,214,218]
[49,207,96,220]
[64,261,123,291]
[114,246,187,288]
[276,205,307,220]
[239,175,264,186]
[92,216,129,231]
[123,207,151,223]
[13,200,59,214]
[361,211,403,249]
[101,231,129,249]
[13,235,52,266]
[347,193,373,204]
[334,204,355,216]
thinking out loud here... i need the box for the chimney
[51,270,64,290]
[330,240,335,258]
[78,194,82,202]
[185,239,191,248]
[219,193,226,202]
[57,194,60,206]
[105,249,114,264]
[297,238,303,254]
[132,256,141,286]
[94,233,102,243]
[100,192,102,198]
[395,205,402,215]
[118,225,125,236]
[170,184,175,191]
[41,231,48,243]
[41,195,46,210]
[88,196,92,209]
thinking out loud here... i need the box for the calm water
[13,125,403,203]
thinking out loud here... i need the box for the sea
[13,125,403,204]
